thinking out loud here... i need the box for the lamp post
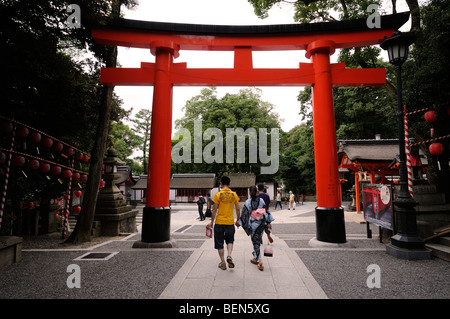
[380,31,431,260]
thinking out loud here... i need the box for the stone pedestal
[94,149,138,236]
[0,236,22,269]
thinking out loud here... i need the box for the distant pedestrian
[208,176,240,270]
[274,191,282,210]
[288,191,295,210]
[205,193,213,218]
[197,192,206,221]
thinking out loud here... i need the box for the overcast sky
[114,0,411,133]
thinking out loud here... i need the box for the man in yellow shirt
[207,176,240,270]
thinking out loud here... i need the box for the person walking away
[238,185,274,271]
[257,184,273,243]
[205,193,212,218]
[274,191,282,210]
[208,176,240,270]
[197,192,206,221]
[288,191,295,210]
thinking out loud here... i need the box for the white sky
[114,0,412,133]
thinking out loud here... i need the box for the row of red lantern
[1,121,89,161]
[423,110,447,156]
[6,155,88,182]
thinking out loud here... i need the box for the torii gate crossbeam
[92,12,409,246]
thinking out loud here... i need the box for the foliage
[131,109,152,174]
[173,87,282,180]
[403,0,450,198]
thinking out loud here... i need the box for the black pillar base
[141,206,171,243]
[315,207,346,244]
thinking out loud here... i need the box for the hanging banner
[363,184,393,230]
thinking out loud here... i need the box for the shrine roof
[338,139,399,162]
[102,12,409,35]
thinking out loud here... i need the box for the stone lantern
[94,148,138,236]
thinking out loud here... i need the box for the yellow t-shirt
[212,188,239,225]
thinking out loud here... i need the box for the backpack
[197,196,205,205]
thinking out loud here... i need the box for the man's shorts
[213,224,235,250]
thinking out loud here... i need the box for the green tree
[280,124,316,194]
[131,109,152,174]
[403,0,450,201]
[173,87,282,180]
[108,121,143,174]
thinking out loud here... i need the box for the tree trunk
[65,1,120,244]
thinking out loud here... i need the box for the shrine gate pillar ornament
[306,40,346,243]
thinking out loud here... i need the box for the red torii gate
[92,12,409,246]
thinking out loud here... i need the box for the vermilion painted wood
[92,13,408,209]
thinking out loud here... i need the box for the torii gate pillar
[138,42,179,246]
[306,40,346,243]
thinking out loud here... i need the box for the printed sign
[363,184,393,230]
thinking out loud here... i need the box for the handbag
[264,243,273,257]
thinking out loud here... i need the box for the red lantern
[40,163,51,174]
[62,169,72,178]
[82,154,88,162]
[27,159,40,170]
[28,202,34,210]
[99,179,104,188]
[0,152,6,164]
[80,174,88,183]
[424,110,438,123]
[76,152,83,160]
[429,143,443,156]
[42,137,53,148]
[74,206,81,213]
[65,147,74,157]
[74,190,82,197]
[17,126,29,138]
[72,172,80,181]
[64,194,70,200]
[30,132,41,143]
[53,142,63,152]
[13,156,25,167]
[52,165,62,175]
[1,121,13,133]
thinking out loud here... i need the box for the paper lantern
[80,174,88,183]
[65,147,74,157]
[74,206,81,213]
[27,159,40,170]
[0,152,6,164]
[52,165,62,175]
[28,202,34,210]
[1,121,13,133]
[82,154,89,162]
[13,156,25,167]
[74,190,82,197]
[72,172,80,181]
[53,142,63,152]
[40,163,51,174]
[42,137,53,148]
[17,126,29,138]
[30,132,41,143]
[424,110,438,123]
[62,169,72,178]
[99,179,104,188]
[429,143,443,156]
[76,152,83,160]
